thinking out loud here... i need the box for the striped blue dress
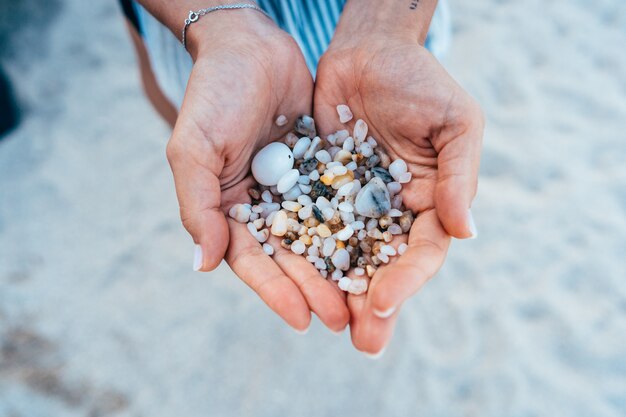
[132,0,450,109]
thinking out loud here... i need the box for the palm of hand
[167,32,349,333]
[314,40,482,353]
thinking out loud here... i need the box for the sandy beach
[1,0,625,416]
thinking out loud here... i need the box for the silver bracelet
[182,3,271,52]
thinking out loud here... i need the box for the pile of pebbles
[228,105,415,295]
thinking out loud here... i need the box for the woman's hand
[314,32,484,354]
[166,12,349,333]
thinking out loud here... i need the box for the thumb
[166,132,229,272]
[433,106,484,239]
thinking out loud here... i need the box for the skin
[313,0,484,354]
[136,0,484,351]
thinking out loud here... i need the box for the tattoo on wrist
[409,1,419,10]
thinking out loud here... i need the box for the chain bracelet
[182,3,271,52]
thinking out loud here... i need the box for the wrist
[184,3,274,59]
[330,0,437,50]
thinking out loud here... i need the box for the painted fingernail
[294,326,310,335]
[193,244,203,271]
[468,209,478,239]
[374,306,396,319]
[364,347,386,360]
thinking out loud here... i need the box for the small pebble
[388,159,408,182]
[293,137,311,159]
[338,277,352,291]
[336,225,354,241]
[348,279,368,295]
[398,172,412,184]
[261,190,273,203]
[354,267,365,276]
[263,243,274,256]
[271,210,288,236]
[398,243,408,255]
[337,104,353,123]
[295,115,316,138]
[380,245,396,256]
[353,119,368,144]
[331,249,350,271]
[277,169,300,194]
[315,150,331,164]
[291,240,306,255]
[229,204,251,223]
[322,238,337,257]
[275,115,288,126]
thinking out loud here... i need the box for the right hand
[166,11,349,333]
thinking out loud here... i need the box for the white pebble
[377,252,390,263]
[330,165,348,176]
[263,243,274,256]
[320,270,328,278]
[340,211,355,225]
[259,202,280,218]
[338,202,354,212]
[380,245,397,256]
[256,229,269,243]
[298,175,311,185]
[322,207,335,221]
[392,195,403,210]
[307,246,319,257]
[336,182,355,197]
[246,222,257,236]
[282,184,302,200]
[322,238,337,257]
[261,190,273,203]
[275,115,288,126]
[342,137,355,152]
[388,209,403,217]
[353,119,368,144]
[282,201,302,212]
[331,269,344,281]
[366,136,377,147]
[351,221,365,230]
[338,277,352,291]
[253,218,265,230]
[332,249,350,271]
[315,150,332,164]
[389,159,408,182]
[336,225,354,241]
[277,169,300,194]
[270,210,288,236]
[359,142,373,157]
[293,137,311,159]
[398,243,408,255]
[345,161,358,171]
[285,132,299,147]
[387,182,402,195]
[357,229,367,240]
[298,205,313,220]
[228,204,251,223]
[326,133,336,146]
[291,240,306,255]
[309,170,320,181]
[312,236,322,247]
[298,195,313,206]
[348,279,368,295]
[336,104,353,123]
[251,142,294,186]
[315,258,327,270]
[249,213,259,221]
[366,218,379,231]
[388,224,403,235]
[399,172,412,183]
[354,267,365,276]
[304,136,322,160]
[335,129,349,141]
[306,255,320,263]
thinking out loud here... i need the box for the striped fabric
[133,0,450,109]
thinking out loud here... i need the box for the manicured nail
[364,347,386,360]
[193,244,203,271]
[468,209,478,239]
[294,326,310,335]
[374,306,396,319]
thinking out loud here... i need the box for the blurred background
[1,0,625,416]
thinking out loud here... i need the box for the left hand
[314,33,484,355]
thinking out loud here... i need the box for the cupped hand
[166,13,349,333]
[314,35,484,354]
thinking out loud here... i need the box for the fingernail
[294,325,310,335]
[193,244,203,271]
[374,306,396,319]
[468,209,478,239]
[364,347,386,360]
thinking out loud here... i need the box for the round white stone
[332,249,350,271]
[398,243,408,255]
[251,142,294,186]
[335,225,354,241]
[315,150,332,164]
[337,104,353,123]
[338,277,352,291]
[277,169,300,194]
[348,279,368,295]
[293,137,312,159]
[389,159,408,182]
[262,243,274,256]
[291,240,306,255]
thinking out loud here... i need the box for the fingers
[225,220,311,332]
[166,134,229,271]
[369,209,450,317]
[433,103,484,239]
[272,242,350,332]
[349,293,400,357]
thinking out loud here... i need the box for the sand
[1,0,625,416]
